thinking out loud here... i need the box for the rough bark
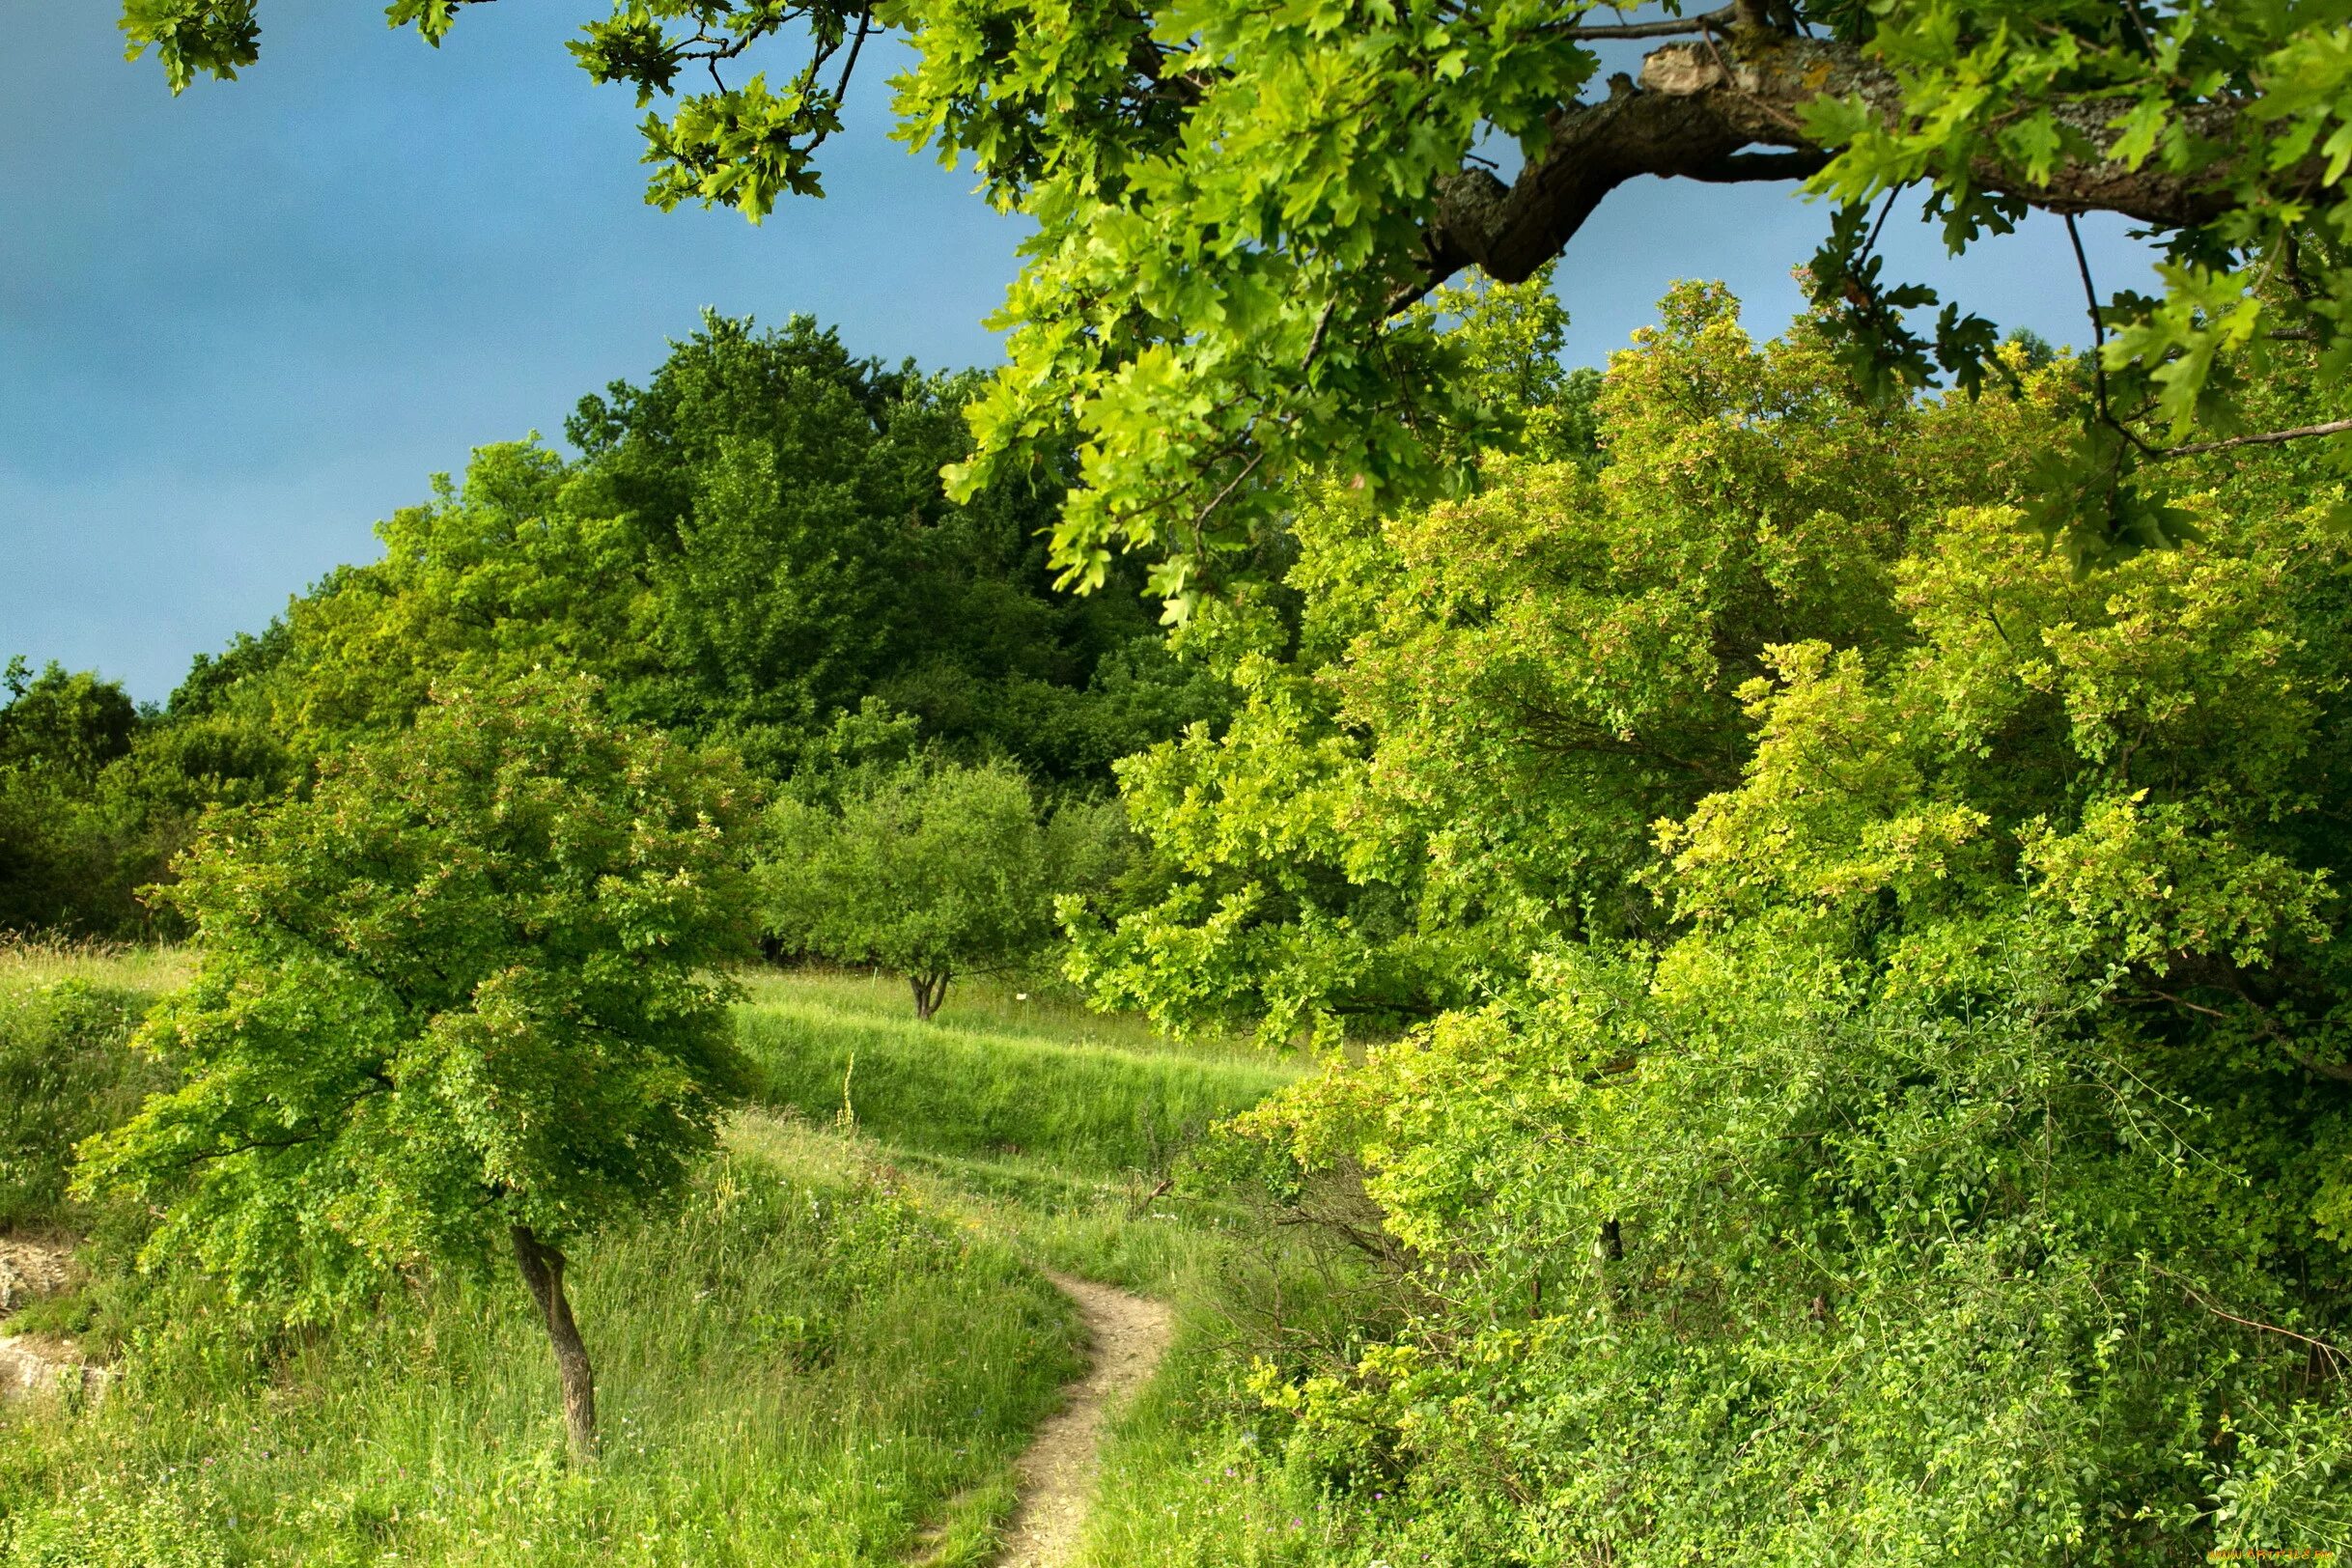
[1399,26,2265,312]
[512,1223,597,1461]
[910,970,951,1021]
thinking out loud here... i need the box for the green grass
[3,1124,1081,1566]
[729,980,1385,1568]
[732,966,1280,1066]
[0,973,170,1233]
[2,955,1349,1568]
[0,934,191,996]
[1,957,1093,1567]
[735,967,1300,1176]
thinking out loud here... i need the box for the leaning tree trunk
[511,1223,597,1461]
[909,970,950,1022]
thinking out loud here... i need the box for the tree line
[4,314,1218,976]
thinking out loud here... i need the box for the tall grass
[0,935,189,996]
[735,977,1298,1177]
[2,1142,1080,1566]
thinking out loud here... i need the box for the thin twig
[2064,211,2151,455]
[832,8,873,103]
[2161,417,2352,457]
[1540,5,1736,39]
[1302,297,1338,371]
[2145,1262,2349,1370]
[1190,446,1268,531]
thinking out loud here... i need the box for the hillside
[0,949,1309,1566]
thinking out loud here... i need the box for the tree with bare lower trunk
[76,676,752,1462]
[754,758,1122,1021]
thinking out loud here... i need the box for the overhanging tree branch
[1390,30,2262,320]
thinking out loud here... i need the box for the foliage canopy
[188,314,1217,783]
[1086,283,2352,1556]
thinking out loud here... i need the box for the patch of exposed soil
[0,1235,105,1403]
[0,1236,73,1311]
[992,1272,1174,1568]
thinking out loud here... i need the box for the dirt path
[991,1271,1174,1568]
[0,1236,105,1404]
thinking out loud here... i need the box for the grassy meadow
[735,967,1296,1174]
[731,974,1396,1568]
[0,948,1356,1567]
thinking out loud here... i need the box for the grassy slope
[736,968,1296,1176]
[736,972,1379,1568]
[3,953,1350,1568]
[0,960,1086,1566]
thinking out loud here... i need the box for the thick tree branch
[1392,31,2258,316]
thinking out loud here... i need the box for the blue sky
[2,4,2153,702]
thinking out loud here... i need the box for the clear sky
[2,4,2154,702]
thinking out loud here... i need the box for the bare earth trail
[0,1235,105,1403]
[992,1270,1174,1568]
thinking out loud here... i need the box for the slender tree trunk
[910,970,950,1021]
[511,1223,597,1461]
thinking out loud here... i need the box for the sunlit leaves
[118,0,259,92]
[74,677,754,1315]
[119,0,2352,589]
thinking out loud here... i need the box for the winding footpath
[992,1270,1174,1568]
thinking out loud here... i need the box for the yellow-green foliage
[1080,292,2352,1562]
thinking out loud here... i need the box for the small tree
[76,676,751,1459]
[757,758,1098,1019]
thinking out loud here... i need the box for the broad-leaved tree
[77,676,752,1458]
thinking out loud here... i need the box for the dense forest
[6,0,2352,1562]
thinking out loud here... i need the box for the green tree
[756,756,1114,1018]
[0,659,294,938]
[0,659,140,779]
[1119,293,2352,1557]
[124,2,2352,592]
[76,677,753,1459]
[1070,283,1937,1039]
[0,662,149,936]
[197,316,1218,783]
[564,312,1218,777]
